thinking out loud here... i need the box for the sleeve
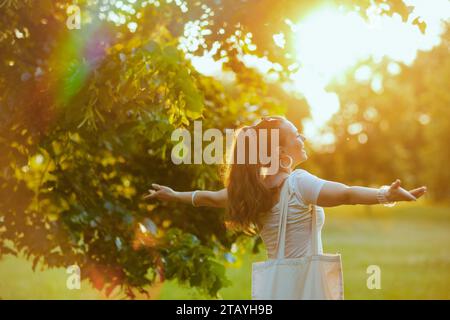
[291,169,327,205]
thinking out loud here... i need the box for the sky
[187,0,450,147]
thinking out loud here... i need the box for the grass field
[1,202,449,299]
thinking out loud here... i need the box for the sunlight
[293,5,441,82]
[181,1,448,148]
[294,8,368,80]
[290,3,448,147]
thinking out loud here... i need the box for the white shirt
[259,169,327,259]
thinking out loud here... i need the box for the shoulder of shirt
[290,168,308,178]
[287,169,307,203]
[288,168,317,187]
[287,169,303,184]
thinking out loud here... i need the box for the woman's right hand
[143,183,178,202]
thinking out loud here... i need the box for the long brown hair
[223,116,288,235]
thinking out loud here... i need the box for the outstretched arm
[143,184,228,208]
[317,179,427,207]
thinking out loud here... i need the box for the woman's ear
[277,146,287,155]
[275,146,282,157]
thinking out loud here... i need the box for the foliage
[315,28,450,201]
[0,0,442,299]
[0,0,294,298]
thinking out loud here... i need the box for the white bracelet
[377,185,396,207]
[192,190,198,207]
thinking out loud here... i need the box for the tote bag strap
[309,204,319,255]
[274,177,291,259]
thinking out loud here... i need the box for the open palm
[387,179,427,202]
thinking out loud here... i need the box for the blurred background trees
[0,0,448,298]
[315,28,450,201]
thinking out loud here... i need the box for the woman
[144,115,427,287]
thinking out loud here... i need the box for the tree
[314,26,449,202]
[0,0,430,298]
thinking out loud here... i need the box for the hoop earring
[280,155,293,169]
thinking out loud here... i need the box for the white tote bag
[252,178,344,300]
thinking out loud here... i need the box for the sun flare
[294,8,370,80]
[289,4,447,145]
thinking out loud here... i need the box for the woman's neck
[262,168,292,189]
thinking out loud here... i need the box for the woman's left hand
[387,179,427,202]
[143,183,178,202]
